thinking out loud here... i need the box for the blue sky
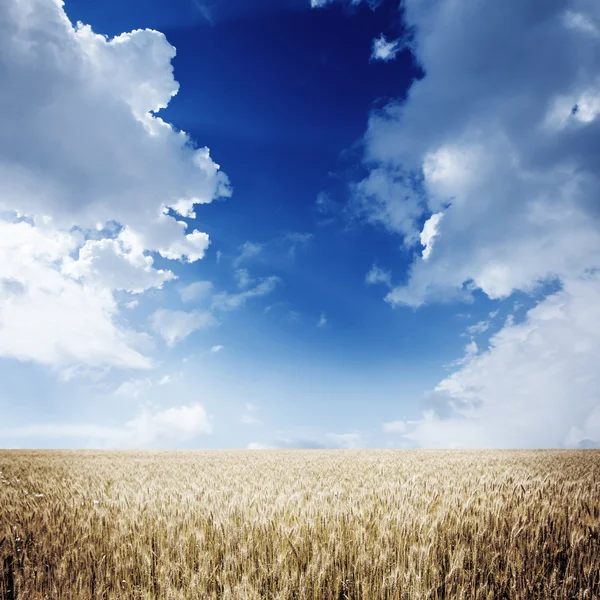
[1,0,599,449]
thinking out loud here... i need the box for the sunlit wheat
[1,450,599,599]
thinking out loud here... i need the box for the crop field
[1,450,599,599]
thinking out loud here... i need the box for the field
[1,450,599,599]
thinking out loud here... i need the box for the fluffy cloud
[0,220,150,370]
[62,236,175,294]
[0,403,212,448]
[402,273,600,448]
[320,0,600,447]
[0,0,228,369]
[150,309,217,347]
[419,212,442,260]
[359,0,600,307]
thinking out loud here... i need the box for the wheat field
[1,450,599,599]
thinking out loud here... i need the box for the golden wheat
[1,450,599,599]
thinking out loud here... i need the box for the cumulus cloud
[0,220,150,370]
[420,212,442,260]
[401,273,600,448]
[210,345,224,353]
[0,0,228,369]
[351,167,424,243]
[317,0,600,447]
[0,403,212,448]
[150,309,217,346]
[62,236,176,294]
[356,0,600,307]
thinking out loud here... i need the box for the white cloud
[365,265,392,287]
[62,235,175,294]
[233,242,262,267]
[0,0,229,369]
[128,403,212,444]
[371,35,402,62]
[211,276,279,311]
[317,313,327,328]
[420,212,443,260]
[315,0,600,448]
[0,403,212,448]
[446,340,479,368]
[247,442,275,449]
[115,373,175,397]
[465,320,490,337]
[179,280,213,303]
[210,345,224,353]
[0,220,150,370]
[150,309,217,346]
[0,1,230,250]
[356,1,600,307]
[403,273,600,448]
[351,167,423,243]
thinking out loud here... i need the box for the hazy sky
[1,0,599,449]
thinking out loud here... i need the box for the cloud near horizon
[319,0,600,448]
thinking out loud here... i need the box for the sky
[0,0,599,449]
